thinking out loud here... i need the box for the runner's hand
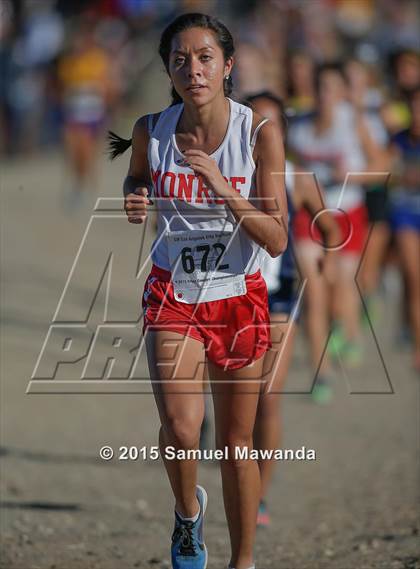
[183,149,230,197]
[125,187,151,224]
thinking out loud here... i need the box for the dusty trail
[1,153,418,569]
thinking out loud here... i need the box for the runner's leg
[209,356,264,569]
[333,253,361,343]
[146,330,206,518]
[295,241,331,375]
[255,316,297,499]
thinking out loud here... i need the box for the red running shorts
[142,264,272,370]
[293,205,368,254]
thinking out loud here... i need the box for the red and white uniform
[142,98,272,370]
[147,97,265,275]
[288,102,369,253]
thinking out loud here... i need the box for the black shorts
[268,277,299,319]
[365,186,389,223]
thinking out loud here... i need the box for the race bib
[166,229,247,304]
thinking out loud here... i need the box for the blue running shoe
[171,485,208,569]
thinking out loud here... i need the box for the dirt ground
[1,152,419,569]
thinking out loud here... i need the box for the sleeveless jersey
[147,98,266,275]
[288,103,368,211]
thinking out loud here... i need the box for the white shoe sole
[196,485,208,569]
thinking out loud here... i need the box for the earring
[225,75,230,80]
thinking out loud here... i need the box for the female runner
[389,87,420,371]
[58,22,116,203]
[109,13,287,569]
[246,92,339,526]
[288,62,388,366]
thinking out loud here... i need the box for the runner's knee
[217,431,254,465]
[162,415,202,450]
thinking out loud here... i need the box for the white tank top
[288,103,366,211]
[147,97,266,275]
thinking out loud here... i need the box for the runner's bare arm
[184,120,288,257]
[223,119,288,256]
[252,120,288,255]
[124,116,152,224]
[123,116,151,196]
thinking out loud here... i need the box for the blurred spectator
[392,49,420,96]
[345,57,391,319]
[57,19,117,201]
[382,49,420,133]
[288,63,388,368]
[0,1,64,154]
[388,87,420,371]
[374,0,419,55]
[1,0,418,159]
[286,51,316,116]
[234,42,270,96]
[345,56,385,111]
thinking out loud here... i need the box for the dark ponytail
[159,13,235,105]
[108,130,132,160]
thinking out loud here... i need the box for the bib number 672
[181,243,229,274]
